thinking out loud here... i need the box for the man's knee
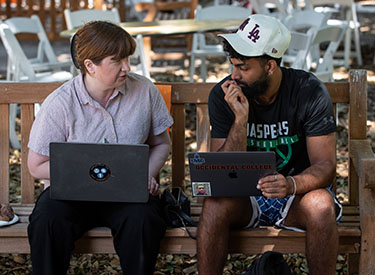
[200,197,252,228]
[299,189,337,228]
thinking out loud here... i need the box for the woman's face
[89,55,131,89]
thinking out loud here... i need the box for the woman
[27,21,173,275]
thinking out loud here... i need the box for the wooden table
[60,18,243,37]
[60,18,243,72]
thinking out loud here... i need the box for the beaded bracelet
[287,176,297,196]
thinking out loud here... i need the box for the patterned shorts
[246,187,342,232]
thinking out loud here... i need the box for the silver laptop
[50,142,149,202]
[188,152,276,197]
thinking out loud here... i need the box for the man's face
[230,58,270,99]
[197,185,205,194]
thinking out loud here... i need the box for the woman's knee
[29,203,60,227]
[28,199,84,240]
[122,203,166,235]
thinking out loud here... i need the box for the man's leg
[28,188,91,275]
[105,197,166,275]
[283,189,339,275]
[197,197,253,275]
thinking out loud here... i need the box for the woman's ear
[84,59,95,75]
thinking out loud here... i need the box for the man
[197,14,342,275]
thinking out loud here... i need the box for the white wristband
[287,176,297,196]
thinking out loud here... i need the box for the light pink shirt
[28,73,173,156]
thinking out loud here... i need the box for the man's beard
[235,70,269,100]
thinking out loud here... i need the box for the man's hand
[257,173,294,199]
[221,80,249,125]
[148,176,160,196]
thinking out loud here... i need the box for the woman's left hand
[148,176,160,196]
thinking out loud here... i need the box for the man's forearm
[292,161,336,195]
[218,121,247,152]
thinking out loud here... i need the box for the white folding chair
[64,8,121,30]
[0,23,73,149]
[251,0,290,18]
[64,8,150,78]
[287,29,316,70]
[4,15,74,81]
[282,10,330,68]
[307,0,362,67]
[309,24,348,81]
[188,4,252,82]
[283,9,330,33]
[285,24,347,82]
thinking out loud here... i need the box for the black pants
[28,188,166,275]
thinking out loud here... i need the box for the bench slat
[170,83,213,104]
[171,104,186,188]
[0,83,60,103]
[0,82,349,105]
[349,71,368,140]
[325,82,350,103]
[348,71,368,208]
[0,223,362,238]
[21,104,35,204]
[0,103,10,203]
[0,224,361,254]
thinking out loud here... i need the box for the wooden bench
[0,70,374,274]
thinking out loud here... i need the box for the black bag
[244,251,292,275]
[160,187,198,239]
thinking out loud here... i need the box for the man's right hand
[221,80,249,125]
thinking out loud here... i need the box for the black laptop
[188,152,276,197]
[50,142,149,203]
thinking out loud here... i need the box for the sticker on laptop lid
[192,182,211,196]
[189,153,205,165]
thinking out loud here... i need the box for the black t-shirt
[208,67,336,176]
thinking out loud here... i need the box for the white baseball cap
[218,14,291,58]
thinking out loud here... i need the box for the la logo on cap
[238,18,261,44]
[218,14,291,58]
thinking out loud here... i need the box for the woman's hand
[148,176,160,196]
